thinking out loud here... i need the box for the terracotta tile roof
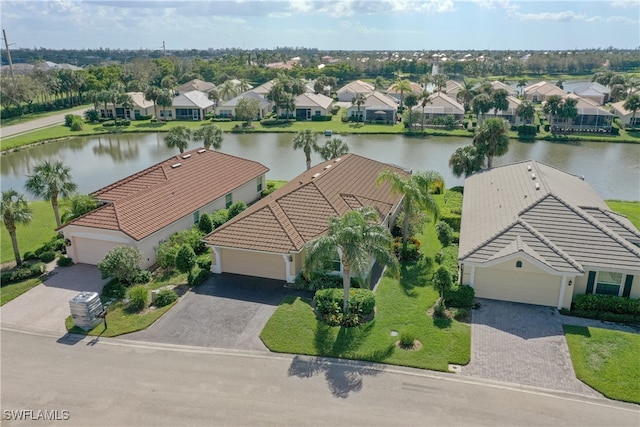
[204,154,408,253]
[459,160,640,273]
[61,149,268,241]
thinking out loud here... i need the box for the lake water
[1,132,639,201]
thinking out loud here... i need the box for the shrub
[156,242,179,270]
[175,244,197,274]
[84,109,100,123]
[56,256,73,267]
[136,114,152,120]
[64,114,77,127]
[330,105,341,115]
[133,270,151,284]
[187,267,209,287]
[294,272,342,291]
[196,257,211,271]
[227,202,247,220]
[560,308,638,324]
[454,308,468,320]
[98,246,143,285]
[34,243,51,257]
[435,221,454,247]
[49,237,66,252]
[211,209,229,228]
[261,182,276,198]
[102,280,127,299]
[198,213,213,234]
[315,288,375,316]
[211,117,232,122]
[154,289,178,307]
[572,294,640,315]
[310,115,332,121]
[0,263,44,284]
[439,213,461,232]
[23,251,37,260]
[444,285,475,308]
[70,116,84,131]
[39,251,56,263]
[399,331,416,348]
[392,237,422,262]
[126,285,149,312]
[438,244,459,282]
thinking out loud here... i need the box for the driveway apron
[124,273,311,351]
[460,298,600,397]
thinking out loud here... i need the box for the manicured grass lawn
[1,200,61,264]
[564,325,640,404]
[606,200,640,229]
[0,278,41,306]
[65,300,177,338]
[261,200,470,372]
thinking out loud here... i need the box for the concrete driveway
[0,263,107,334]
[460,298,600,397]
[124,273,312,351]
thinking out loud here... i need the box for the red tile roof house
[58,149,269,269]
[458,160,640,309]
[202,154,408,283]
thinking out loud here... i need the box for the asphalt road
[1,329,637,427]
[0,107,90,139]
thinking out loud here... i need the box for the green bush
[444,285,475,308]
[49,237,66,252]
[102,280,127,299]
[198,213,213,234]
[399,331,416,348]
[196,257,211,271]
[392,237,421,262]
[154,289,178,307]
[187,267,209,287]
[175,245,197,274]
[39,251,56,263]
[310,115,332,121]
[437,244,459,281]
[454,308,468,320]
[136,114,152,120]
[126,285,149,312]
[64,114,76,126]
[435,221,454,247]
[56,256,74,267]
[23,251,37,260]
[572,294,640,315]
[315,288,375,316]
[211,117,232,122]
[84,109,100,123]
[330,105,341,115]
[1,263,44,284]
[34,243,51,257]
[227,202,247,220]
[560,308,638,324]
[156,243,179,269]
[98,246,142,285]
[260,118,291,126]
[293,272,344,291]
[70,116,84,131]
[211,209,229,228]
[439,213,461,232]
[261,182,276,198]
[133,270,151,284]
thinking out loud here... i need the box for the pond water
[1,132,639,201]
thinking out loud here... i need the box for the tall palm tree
[623,94,640,126]
[419,74,432,90]
[351,93,366,123]
[471,93,493,125]
[473,117,510,169]
[165,126,192,153]
[491,89,510,117]
[455,80,475,111]
[144,86,161,119]
[219,80,238,101]
[156,89,174,121]
[304,207,398,313]
[208,88,220,108]
[319,138,349,161]
[404,93,419,129]
[543,95,563,126]
[25,160,78,228]
[193,124,223,150]
[433,74,448,93]
[292,129,319,170]
[376,169,443,250]
[515,100,536,124]
[419,90,431,130]
[449,145,484,178]
[1,189,32,266]
[517,78,528,96]
[390,79,412,107]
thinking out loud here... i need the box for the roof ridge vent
[535,182,540,190]
[312,173,321,179]
[197,149,206,154]
[324,164,332,170]
[171,163,181,169]
[531,173,536,180]
[527,165,532,171]
[334,158,341,163]
[182,154,192,159]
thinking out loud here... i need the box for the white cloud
[610,1,638,9]
[509,10,587,22]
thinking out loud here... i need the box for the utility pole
[2,29,16,85]
[162,41,166,56]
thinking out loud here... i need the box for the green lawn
[0,104,91,128]
[564,325,640,404]
[1,200,61,264]
[1,278,41,306]
[606,200,640,229]
[261,201,470,372]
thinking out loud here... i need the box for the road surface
[1,328,637,426]
[0,107,90,139]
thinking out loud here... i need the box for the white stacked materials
[69,292,104,331]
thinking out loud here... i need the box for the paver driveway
[1,264,107,334]
[460,298,600,397]
[124,273,311,351]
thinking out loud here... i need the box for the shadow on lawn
[399,257,433,297]
[287,355,386,399]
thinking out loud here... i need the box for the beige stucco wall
[573,270,640,300]
[219,248,286,281]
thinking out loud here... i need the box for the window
[595,271,623,296]
[515,261,523,268]
[256,177,262,192]
[193,211,199,224]
[225,193,232,208]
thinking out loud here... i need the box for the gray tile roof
[459,161,640,273]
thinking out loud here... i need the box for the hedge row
[1,263,44,285]
[572,294,640,315]
[315,288,375,315]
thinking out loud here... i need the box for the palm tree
[455,80,475,111]
[25,160,78,228]
[515,100,536,124]
[419,90,431,130]
[292,129,319,170]
[319,138,349,161]
[404,93,418,129]
[433,74,448,93]
[193,124,223,150]
[61,194,98,224]
[165,126,192,153]
[558,98,578,127]
[491,89,509,116]
[208,89,220,108]
[351,93,366,123]
[156,89,174,121]
[471,93,493,125]
[376,169,443,250]
[543,95,563,126]
[623,94,640,127]
[219,80,238,101]
[390,79,412,107]
[144,86,161,119]
[419,74,432,90]
[1,189,32,266]
[473,117,510,169]
[517,78,528,96]
[304,207,398,313]
[449,145,484,178]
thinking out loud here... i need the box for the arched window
[516,261,523,268]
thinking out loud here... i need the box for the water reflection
[1,132,638,201]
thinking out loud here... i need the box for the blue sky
[1,0,638,51]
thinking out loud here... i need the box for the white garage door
[220,249,285,281]
[73,237,121,265]
[474,268,561,307]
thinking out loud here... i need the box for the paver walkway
[460,299,601,397]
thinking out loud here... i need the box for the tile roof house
[337,80,376,102]
[284,92,334,120]
[59,149,269,269]
[345,91,398,123]
[203,154,408,282]
[215,91,272,119]
[524,81,567,102]
[386,81,424,103]
[99,92,155,120]
[572,82,610,105]
[549,94,613,131]
[458,160,640,309]
[159,90,214,121]
[490,80,518,97]
[487,95,525,125]
[611,100,640,127]
[443,80,463,97]
[411,92,464,122]
[176,79,216,94]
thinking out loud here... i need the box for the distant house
[487,95,525,126]
[58,149,269,269]
[203,154,407,282]
[459,160,640,309]
[250,80,276,96]
[176,79,216,94]
[99,92,155,120]
[490,80,518,97]
[549,94,613,131]
[611,100,640,127]
[412,92,464,123]
[216,91,272,119]
[159,90,214,121]
[337,80,375,102]
[386,81,423,103]
[572,82,610,105]
[443,80,463,97]
[525,81,567,102]
[281,92,333,120]
[345,91,398,123]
